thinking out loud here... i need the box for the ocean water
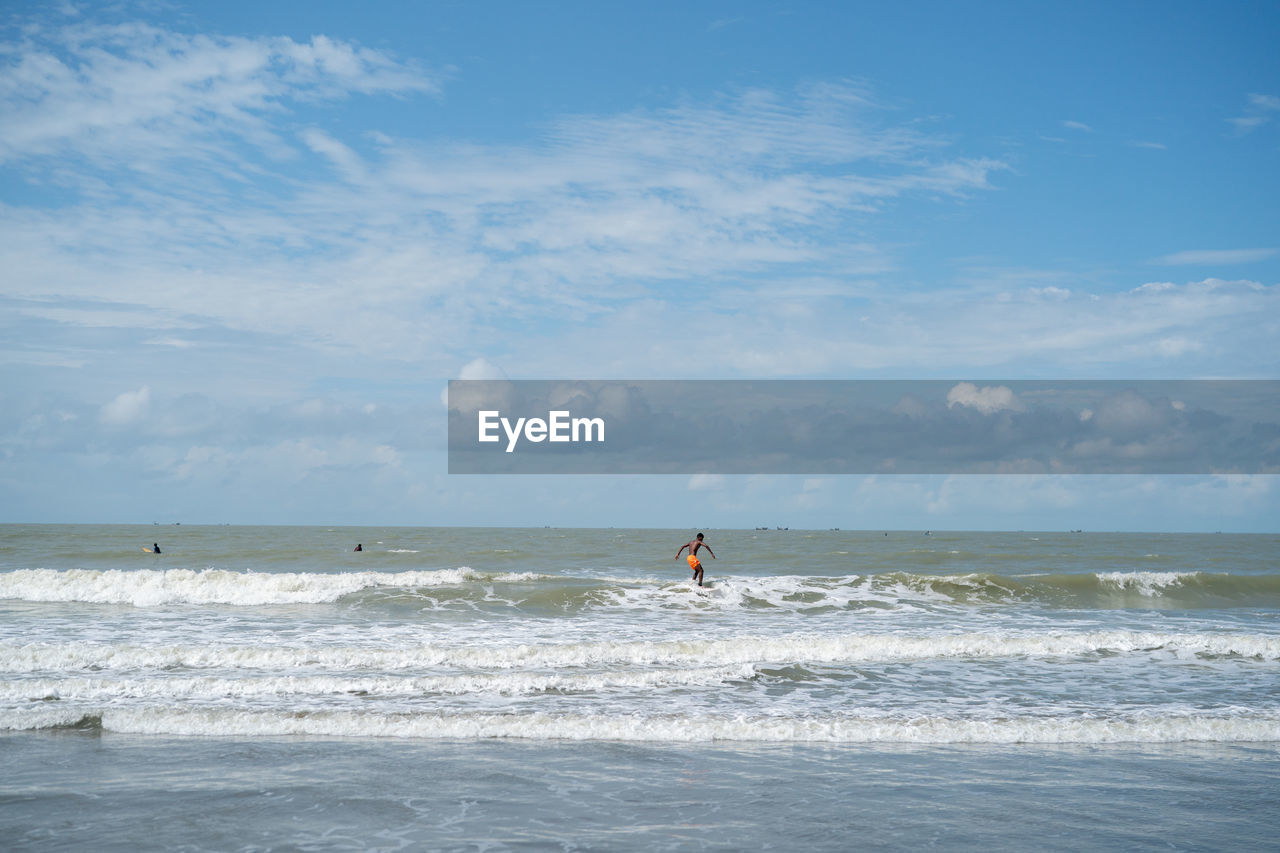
[1,524,1278,850]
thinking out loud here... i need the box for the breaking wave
[0,567,548,606]
[4,706,1277,743]
[3,567,1279,610]
[3,630,1277,675]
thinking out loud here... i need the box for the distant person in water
[354,544,362,552]
[152,543,160,554]
[675,533,715,587]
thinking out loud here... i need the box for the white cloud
[458,358,508,381]
[1,30,1009,376]
[1090,390,1165,435]
[946,382,1023,415]
[1229,92,1280,134]
[1230,116,1267,132]
[444,358,512,409]
[1153,248,1277,266]
[100,385,150,425]
[472,276,1278,380]
[687,474,726,491]
[300,128,368,183]
[1061,120,1092,132]
[0,22,437,166]
[708,17,744,31]
[3,18,1276,404]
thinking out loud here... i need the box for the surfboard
[142,547,154,553]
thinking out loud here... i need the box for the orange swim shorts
[687,554,701,570]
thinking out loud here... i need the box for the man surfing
[675,533,715,587]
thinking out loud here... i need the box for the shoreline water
[4,734,1278,852]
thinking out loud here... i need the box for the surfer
[354,544,363,552]
[152,543,160,554]
[675,533,715,587]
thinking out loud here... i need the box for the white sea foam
[0,567,555,606]
[0,568,928,610]
[632,574,960,612]
[4,706,1277,743]
[1096,571,1200,595]
[4,630,1276,674]
[3,567,1258,611]
[0,665,756,703]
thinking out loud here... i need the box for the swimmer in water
[675,533,715,587]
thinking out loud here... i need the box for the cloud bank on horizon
[1,1,1277,529]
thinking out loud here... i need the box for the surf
[0,567,551,606]
[6,567,1280,611]
[4,630,1277,675]
[5,706,1279,744]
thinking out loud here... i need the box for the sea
[1,524,1278,851]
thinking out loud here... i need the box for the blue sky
[1,1,1277,530]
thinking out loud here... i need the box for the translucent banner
[447,380,1280,474]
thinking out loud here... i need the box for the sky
[1,0,1277,530]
